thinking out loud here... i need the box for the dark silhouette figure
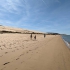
[44,34,46,38]
[34,35,36,40]
[30,34,32,39]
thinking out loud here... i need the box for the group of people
[30,33,46,40]
[30,34,36,40]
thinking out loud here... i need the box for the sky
[0,0,70,34]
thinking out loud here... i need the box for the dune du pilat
[0,25,70,70]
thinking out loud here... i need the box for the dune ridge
[0,25,43,34]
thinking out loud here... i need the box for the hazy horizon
[0,0,70,34]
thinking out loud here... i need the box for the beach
[0,34,70,70]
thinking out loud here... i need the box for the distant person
[44,34,46,38]
[30,34,32,39]
[34,35,36,40]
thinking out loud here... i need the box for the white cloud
[0,0,26,14]
[0,19,13,25]
[23,0,30,17]
[41,0,47,6]
[0,19,22,28]
[0,0,31,24]
[0,0,31,28]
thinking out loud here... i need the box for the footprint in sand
[12,50,15,52]
[9,48,12,49]
[22,48,24,49]
[29,50,32,51]
[36,51,38,53]
[15,68,17,70]
[3,45,5,47]
[5,52,8,54]
[0,55,3,57]
[3,62,10,65]
[19,54,23,57]
[20,53,24,56]
[26,51,29,53]
[21,61,24,64]
[17,49,19,50]
[16,58,19,60]
[0,48,3,50]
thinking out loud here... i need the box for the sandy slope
[0,26,42,33]
[0,34,70,70]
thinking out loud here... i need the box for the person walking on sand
[44,34,46,38]
[34,35,36,40]
[30,34,32,39]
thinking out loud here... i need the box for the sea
[61,35,70,49]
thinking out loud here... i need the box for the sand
[0,34,70,70]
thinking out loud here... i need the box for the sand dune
[0,34,70,70]
[0,25,42,34]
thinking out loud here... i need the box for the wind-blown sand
[0,34,70,70]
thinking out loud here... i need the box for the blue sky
[0,0,70,34]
